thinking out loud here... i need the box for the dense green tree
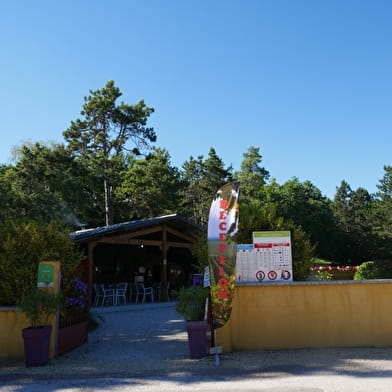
[332,180,353,232]
[264,178,337,260]
[63,80,156,225]
[3,144,61,221]
[332,181,378,263]
[0,220,83,305]
[0,143,102,227]
[367,166,392,259]
[2,143,71,222]
[179,155,205,224]
[236,201,315,280]
[377,165,392,198]
[374,165,392,238]
[180,148,232,226]
[116,148,181,219]
[0,164,14,222]
[233,146,269,203]
[203,147,233,193]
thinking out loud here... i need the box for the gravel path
[2,302,392,391]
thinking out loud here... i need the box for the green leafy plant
[175,286,209,321]
[0,220,83,306]
[18,289,63,328]
[307,270,333,281]
[354,260,392,280]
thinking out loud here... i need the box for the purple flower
[66,278,88,309]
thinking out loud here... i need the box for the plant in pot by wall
[18,289,63,367]
[175,285,210,359]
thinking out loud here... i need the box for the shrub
[17,288,63,328]
[235,202,316,281]
[307,270,333,281]
[0,220,83,305]
[354,260,392,280]
[175,285,209,321]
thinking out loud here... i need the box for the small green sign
[37,263,55,287]
[253,231,291,238]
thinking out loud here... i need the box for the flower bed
[311,265,358,280]
[312,265,358,272]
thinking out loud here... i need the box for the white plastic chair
[129,282,137,303]
[152,282,171,301]
[153,282,161,300]
[136,283,154,303]
[115,282,128,305]
[102,284,116,306]
[93,283,104,307]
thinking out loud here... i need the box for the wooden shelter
[71,214,201,301]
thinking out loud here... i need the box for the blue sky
[1,0,391,198]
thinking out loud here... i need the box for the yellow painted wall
[217,280,392,352]
[0,261,60,361]
[0,309,29,360]
[0,310,58,361]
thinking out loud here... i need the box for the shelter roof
[70,214,200,243]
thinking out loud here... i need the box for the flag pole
[214,328,220,366]
[207,181,240,367]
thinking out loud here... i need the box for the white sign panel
[236,231,293,283]
[203,266,210,287]
[236,244,254,282]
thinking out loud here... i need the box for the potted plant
[175,285,210,359]
[18,288,63,367]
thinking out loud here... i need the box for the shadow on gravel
[2,304,392,390]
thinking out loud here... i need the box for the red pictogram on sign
[256,270,265,281]
[268,270,277,280]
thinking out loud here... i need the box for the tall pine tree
[63,81,155,225]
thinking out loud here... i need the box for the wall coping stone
[236,279,392,287]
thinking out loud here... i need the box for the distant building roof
[70,214,200,243]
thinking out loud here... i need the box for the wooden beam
[92,225,197,244]
[165,226,196,243]
[96,238,193,248]
[94,226,163,244]
[165,241,193,249]
[124,226,163,238]
[101,238,162,246]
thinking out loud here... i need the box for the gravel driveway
[2,302,392,391]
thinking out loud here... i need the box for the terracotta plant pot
[22,326,52,367]
[186,320,208,359]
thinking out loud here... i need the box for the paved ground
[1,302,392,391]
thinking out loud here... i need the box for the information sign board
[236,231,293,283]
[37,263,55,287]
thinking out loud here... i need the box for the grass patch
[312,258,332,265]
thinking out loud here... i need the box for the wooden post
[161,226,168,301]
[87,241,97,307]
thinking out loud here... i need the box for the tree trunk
[104,178,114,226]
